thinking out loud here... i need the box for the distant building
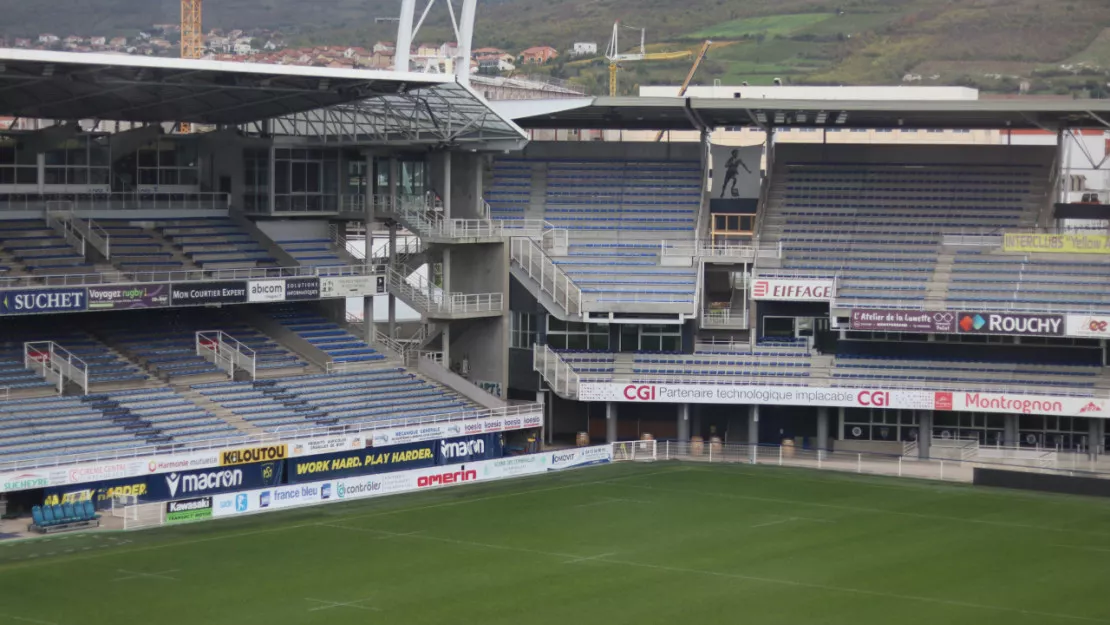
[108,37,128,48]
[38,34,59,44]
[13,39,31,48]
[571,42,597,57]
[520,46,558,64]
[373,41,395,54]
[233,42,253,56]
[89,36,107,46]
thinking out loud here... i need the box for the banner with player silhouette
[709,144,762,213]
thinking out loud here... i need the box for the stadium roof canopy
[505,96,1110,131]
[0,49,526,146]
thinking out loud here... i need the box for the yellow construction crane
[605,21,690,97]
[654,39,712,141]
[179,0,203,133]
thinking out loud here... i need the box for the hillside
[4,0,1110,96]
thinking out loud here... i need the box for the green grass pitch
[2,462,1109,625]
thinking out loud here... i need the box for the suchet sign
[0,288,87,315]
[850,309,956,333]
[957,312,1064,337]
[170,281,248,306]
[87,284,170,310]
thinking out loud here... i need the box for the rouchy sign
[957,312,1064,337]
[581,383,1110,418]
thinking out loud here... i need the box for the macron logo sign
[751,279,833,302]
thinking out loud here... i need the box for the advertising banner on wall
[211,445,614,519]
[320,275,385,298]
[1003,233,1110,255]
[170,281,248,306]
[284,277,320,301]
[367,413,542,448]
[165,497,214,524]
[581,382,1109,419]
[751,278,833,302]
[850,309,957,333]
[87,284,170,310]
[435,434,503,465]
[287,440,439,483]
[247,280,286,303]
[956,311,1064,337]
[0,288,87,315]
[1065,314,1110,338]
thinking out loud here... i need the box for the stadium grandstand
[0,46,1110,534]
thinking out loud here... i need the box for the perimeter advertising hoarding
[1065,314,1110,338]
[284,277,320,301]
[170,281,248,306]
[0,415,540,494]
[319,275,384,298]
[42,461,283,507]
[579,383,1109,418]
[286,435,503,484]
[0,288,87,315]
[165,497,214,524]
[750,278,833,302]
[850,309,956,333]
[247,280,286,303]
[211,445,614,518]
[956,311,1064,337]
[87,284,170,310]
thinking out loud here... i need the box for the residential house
[108,36,128,48]
[233,41,254,55]
[373,41,395,55]
[13,39,31,48]
[89,36,107,46]
[38,34,59,44]
[263,40,280,51]
[520,46,558,64]
[571,42,598,57]
[415,43,439,58]
[439,42,459,59]
[478,53,515,73]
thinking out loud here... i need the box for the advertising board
[219,444,288,467]
[165,497,214,524]
[169,281,248,306]
[319,275,385,298]
[87,284,170,310]
[1003,233,1110,255]
[287,440,438,483]
[284,277,320,301]
[247,280,286,303]
[751,278,833,302]
[850,309,956,333]
[956,312,1064,337]
[1065,314,1110,338]
[368,413,542,447]
[0,288,87,315]
[211,445,613,519]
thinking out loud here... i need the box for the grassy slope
[3,462,1110,625]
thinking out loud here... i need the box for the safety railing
[196,331,257,381]
[662,240,772,261]
[941,233,1003,247]
[0,192,231,213]
[701,307,750,329]
[447,292,503,314]
[510,237,583,316]
[0,262,383,290]
[0,387,9,402]
[835,295,1110,317]
[82,218,111,259]
[652,441,1110,483]
[408,349,444,367]
[387,266,445,314]
[533,344,580,398]
[24,341,89,395]
[45,210,86,257]
[541,226,569,254]
[0,402,546,472]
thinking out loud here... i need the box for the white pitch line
[323,523,1110,624]
[1051,544,1110,554]
[0,614,61,625]
[304,598,380,612]
[112,569,180,582]
[573,497,651,508]
[562,552,617,565]
[750,518,793,529]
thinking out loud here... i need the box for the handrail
[45,210,86,258]
[510,236,583,316]
[0,262,385,290]
[196,330,258,380]
[661,240,779,260]
[701,307,750,329]
[532,344,579,398]
[0,402,545,473]
[24,341,89,395]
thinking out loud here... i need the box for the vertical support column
[455,0,477,85]
[837,406,845,440]
[388,223,398,336]
[1003,414,1019,447]
[1088,418,1102,460]
[691,405,702,440]
[442,150,453,220]
[441,324,451,368]
[267,144,276,214]
[538,390,550,446]
[442,247,452,296]
[816,406,829,453]
[748,404,759,463]
[606,401,618,444]
[394,0,415,72]
[677,404,691,442]
[917,410,932,460]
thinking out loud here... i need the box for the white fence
[0,192,230,213]
[0,261,384,289]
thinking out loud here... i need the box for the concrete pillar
[442,247,451,295]
[538,391,551,446]
[816,406,829,452]
[363,297,374,342]
[388,223,398,336]
[606,402,618,443]
[442,151,452,219]
[1088,418,1102,460]
[837,406,845,440]
[691,407,702,440]
[441,324,451,368]
[388,157,399,211]
[1004,414,1019,447]
[748,405,759,463]
[677,404,691,442]
[917,410,932,460]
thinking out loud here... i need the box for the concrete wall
[255,219,330,242]
[445,242,507,295]
[200,132,263,199]
[520,141,702,162]
[448,316,508,397]
[450,154,484,219]
[774,142,1056,167]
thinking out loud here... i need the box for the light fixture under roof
[796,112,807,123]
[815,111,827,124]
[835,111,848,124]
[755,112,767,124]
[773,112,785,124]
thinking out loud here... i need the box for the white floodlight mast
[395,0,478,85]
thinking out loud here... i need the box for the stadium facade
[2,49,1110,517]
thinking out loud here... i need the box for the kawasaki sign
[165,497,213,524]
